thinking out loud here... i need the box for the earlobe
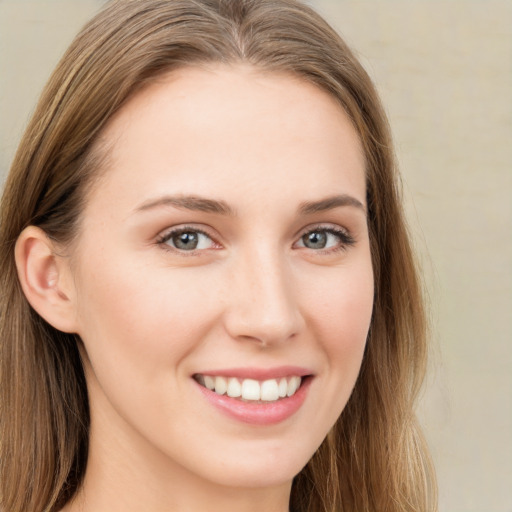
[15,226,79,333]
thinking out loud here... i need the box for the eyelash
[156,225,355,255]
[156,225,219,256]
[296,226,356,254]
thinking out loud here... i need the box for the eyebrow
[298,194,366,215]
[136,195,235,215]
[135,193,365,216]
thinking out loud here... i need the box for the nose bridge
[224,242,303,345]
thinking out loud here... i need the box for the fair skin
[16,65,373,512]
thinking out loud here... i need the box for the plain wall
[1,1,511,511]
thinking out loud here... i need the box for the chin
[185,437,318,490]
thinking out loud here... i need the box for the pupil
[304,231,327,249]
[174,232,198,250]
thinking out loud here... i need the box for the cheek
[72,252,226,439]
[305,259,374,345]
[73,247,225,377]
[301,257,373,397]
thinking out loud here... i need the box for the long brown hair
[0,1,437,510]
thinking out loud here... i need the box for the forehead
[87,65,366,216]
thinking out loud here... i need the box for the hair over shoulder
[0,1,437,511]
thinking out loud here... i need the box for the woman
[0,0,437,511]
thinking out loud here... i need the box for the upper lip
[194,366,313,380]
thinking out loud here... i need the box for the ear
[15,226,79,333]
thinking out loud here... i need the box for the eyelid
[294,223,356,251]
[156,224,222,253]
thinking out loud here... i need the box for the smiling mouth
[193,374,305,403]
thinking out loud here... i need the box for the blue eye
[296,228,354,251]
[159,228,215,251]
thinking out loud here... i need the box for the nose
[222,247,305,347]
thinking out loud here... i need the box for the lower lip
[195,377,312,425]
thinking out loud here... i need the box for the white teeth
[278,378,288,398]
[214,376,228,395]
[227,377,242,398]
[199,375,303,402]
[241,379,261,400]
[287,376,301,397]
[260,379,279,401]
[204,375,215,390]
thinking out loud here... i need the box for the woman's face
[70,65,373,492]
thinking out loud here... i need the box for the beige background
[1,1,511,511]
